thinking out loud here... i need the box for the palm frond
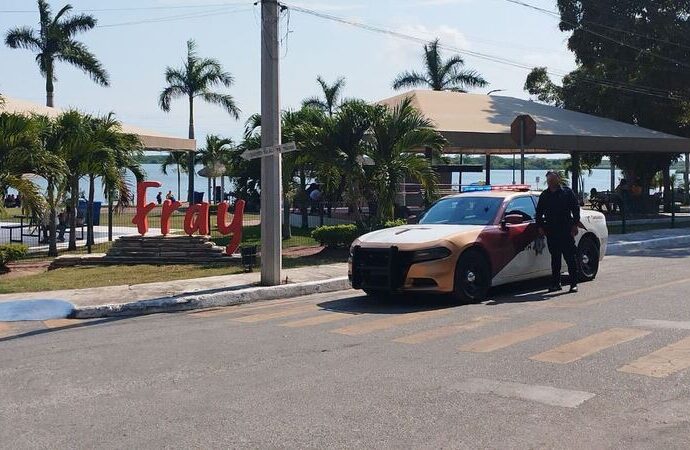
[392,71,428,90]
[60,14,97,37]
[58,40,110,86]
[158,85,186,112]
[4,27,41,51]
[200,92,240,119]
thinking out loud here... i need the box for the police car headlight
[411,247,451,263]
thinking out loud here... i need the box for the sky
[0,0,577,148]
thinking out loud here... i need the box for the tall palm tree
[161,151,187,201]
[392,39,487,92]
[302,76,346,117]
[367,97,446,223]
[5,0,109,107]
[159,39,240,203]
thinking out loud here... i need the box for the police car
[349,185,608,302]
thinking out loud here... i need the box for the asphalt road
[2,247,690,449]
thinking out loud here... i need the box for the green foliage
[384,219,407,228]
[393,39,488,92]
[0,244,28,269]
[311,224,360,248]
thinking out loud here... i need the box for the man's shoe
[569,285,579,293]
[548,284,563,293]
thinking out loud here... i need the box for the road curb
[72,277,351,319]
[606,234,690,255]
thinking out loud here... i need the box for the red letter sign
[132,181,161,236]
[160,199,182,236]
[217,200,245,255]
[184,202,210,236]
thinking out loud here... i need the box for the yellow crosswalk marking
[459,321,573,353]
[42,319,83,329]
[0,322,13,338]
[189,299,302,318]
[618,336,690,378]
[394,316,507,344]
[531,328,651,364]
[280,312,354,328]
[332,308,451,336]
[232,304,320,323]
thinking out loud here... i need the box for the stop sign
[511,115,537,146]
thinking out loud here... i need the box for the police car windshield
[419,196,502,226]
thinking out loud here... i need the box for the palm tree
[5,0,109,107]
[84,113,143,246]
[197,135,233,204]
[161,152,187,202]
[302,76,346,117]
[367,97,446,223]
[392,39,487,92]
[159,39,240,204]
[313,100,373,225]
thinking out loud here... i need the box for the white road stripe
[632,319,690,330]
[453,378,595,408]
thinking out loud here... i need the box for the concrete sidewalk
[0,263,348,308]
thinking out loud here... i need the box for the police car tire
[577,236,600,282]
[453,249,491,303]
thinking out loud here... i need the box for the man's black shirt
[535,185,580,233]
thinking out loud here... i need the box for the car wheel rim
[462,265,484,298]
[580,245,598,277]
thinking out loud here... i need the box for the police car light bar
[461,184,531,193]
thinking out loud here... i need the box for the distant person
[14,193,20,208]
[57,210,68,242]
[309,184,322,214]
[166,190,176,203]
[536,171,581,294]
[156,191,163,205]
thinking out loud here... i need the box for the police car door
[532,194,552,276]
[492,195,542,284]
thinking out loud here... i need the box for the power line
[96,7,253,28]
[285,3,686,101]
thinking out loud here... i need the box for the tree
[5,0,109,107]
[0,113,54,218]
[197,134,233,204]
[367,97,445,223]
[524,67,563,107]
[549,0,690,210]
[393,39,488,92]
[302,76,346,117]
[159,39,240,204]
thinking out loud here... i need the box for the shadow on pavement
[319,293,461,315]
[0,316,131,343]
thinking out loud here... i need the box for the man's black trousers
[546,232,579,286]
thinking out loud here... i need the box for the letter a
[217,200,245,255]
[132,181,161,236]
[184,202,210,236]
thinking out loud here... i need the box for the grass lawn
[0,264,245,294]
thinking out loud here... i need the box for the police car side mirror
[501,214,525,229]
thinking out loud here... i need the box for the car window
[504,196,536,221]
[420,197,503,226]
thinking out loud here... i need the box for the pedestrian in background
[536,171,581,293]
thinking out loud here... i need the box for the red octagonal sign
[511,115,537,146]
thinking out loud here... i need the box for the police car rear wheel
[578,237,599,282]
[454,250,490,303]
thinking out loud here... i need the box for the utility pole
[260,0,282,286]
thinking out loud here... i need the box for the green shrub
[383,219,406,228]
[0,244,28,269]
[311,224,360,248]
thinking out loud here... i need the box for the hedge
[0,244,28,270]
[311,224,360,248]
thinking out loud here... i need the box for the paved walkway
[0,263,347,308]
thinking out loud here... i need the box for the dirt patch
[0,261,50,280]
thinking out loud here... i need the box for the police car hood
[356,224,483,246]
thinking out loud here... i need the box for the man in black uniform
[535,171,581,293]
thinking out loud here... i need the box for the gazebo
[378,90,690,197]
[1,95,195,152]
